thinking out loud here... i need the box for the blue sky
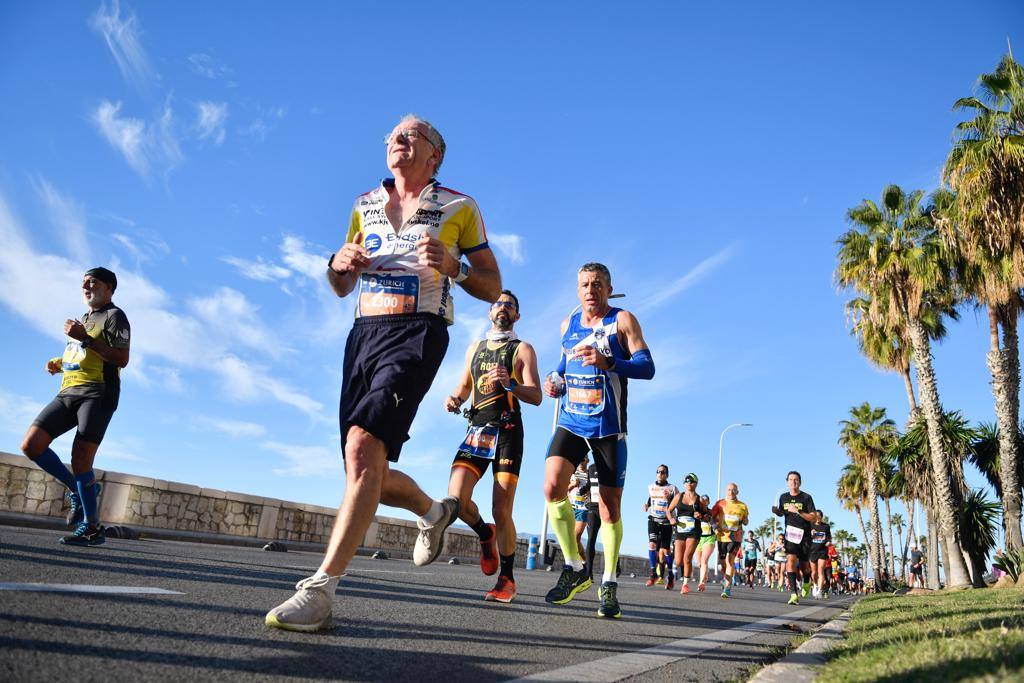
[0,1,1020,558]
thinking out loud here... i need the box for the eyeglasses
[656,470,668,474]
[492,301,516,309]
[384,129,436,147]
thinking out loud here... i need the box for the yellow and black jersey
[468,338,521,428]
[53,303,130,407]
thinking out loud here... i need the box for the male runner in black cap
[20,267,130,546]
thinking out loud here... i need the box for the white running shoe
[414,496,460,566]
[265,572,339,632]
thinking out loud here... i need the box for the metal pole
[716,422,752,501]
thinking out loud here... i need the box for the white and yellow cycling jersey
[347,179,489,325]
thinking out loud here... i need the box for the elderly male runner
[444,289,541,603]
[20,267,130,546]
[711,482,749,598]
[266,115,501,631]
[542,263,655,619]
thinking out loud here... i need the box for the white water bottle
[547,371,565,396]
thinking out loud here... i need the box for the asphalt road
[0,524,856,682]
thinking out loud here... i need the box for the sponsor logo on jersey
[364,234,383,254]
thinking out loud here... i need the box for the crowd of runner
[19,114,866,632]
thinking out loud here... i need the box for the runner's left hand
[416,235,457,278]
[64,320,88,341]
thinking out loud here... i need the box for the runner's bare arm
[608,310,654,379]
[666,492,681,525]
[444,343,476,413]
[509,341,542,406]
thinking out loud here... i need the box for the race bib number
[724,513,742,530]
[456,425,500,460]
[785,525,805,544]
[676,516,695,533]
[358,274,419,316]
[62,341,86,372]
[564,374,604,416]
[650,499,670,520]
[811,530,827,544]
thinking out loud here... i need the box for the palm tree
[892,512,906,580]
[959,489,1001,584]
[968,421,1024,499]
[836,185,973,588]
[840,403,898,587]
[878,457,899,577]
[837,463,875,575]
[943,53,1024,550]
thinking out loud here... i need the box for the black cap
[84,267,117,292]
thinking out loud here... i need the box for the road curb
[749,609,851,682]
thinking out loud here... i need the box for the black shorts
[452,423,524,480]
[33,393,115,445]
[339,313,449,462]
[744,558,757,569]
[647,520,673,549]
[785,539,811,562]
[910,565,923,576]
[809,548,829,563]
[718,541,741,560]
[546,428,627,488]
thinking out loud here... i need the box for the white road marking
[512,600,854,682]
[0,583,183,595]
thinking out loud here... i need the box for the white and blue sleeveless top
[557,307,629,438]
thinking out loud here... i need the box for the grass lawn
[821,587,1024,682]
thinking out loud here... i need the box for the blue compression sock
[648,549,658,572]
[75,471,98,524]
[34,448,76,490]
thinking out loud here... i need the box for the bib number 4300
[359,274,418,316]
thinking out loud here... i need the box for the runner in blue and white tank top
[539,262,655,619]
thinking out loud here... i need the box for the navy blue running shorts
[33,394,115,445]
[339,313,449,462]
[545,428,627,488]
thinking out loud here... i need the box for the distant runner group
[19,115,855,633]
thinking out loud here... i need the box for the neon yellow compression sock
[600,518,623,583]
[546,498,583,569]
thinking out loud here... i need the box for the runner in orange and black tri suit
[445,290,541,603]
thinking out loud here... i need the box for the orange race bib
[358,274,419,316]
[565,374,604,416]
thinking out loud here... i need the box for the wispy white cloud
[263,440,343,477]
[239,106,287,142]
[280,234,325,279]
[188,287,285,357]
[33,178,90,265]
[187,52,231,80]
[489,233,525,265]
[89,0,156,91]
[221,255,292,282]
[196,101,228,145]
[92,100,183,179]
[194,416,266,439]
[0,387,44,439]
[637,244,737,313]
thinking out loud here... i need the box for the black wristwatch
[80,337,92,349]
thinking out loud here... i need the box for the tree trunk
[884,497,896,578]
[901,364,919,414]
[906,317,974,588]
[896,526,905,582]
[926,505,940,589]
[866,467,886,587]
[991,307,1023,550]
[856,507,873,578]
[904,501,916,582]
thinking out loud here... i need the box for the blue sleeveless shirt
[556,307,629,438]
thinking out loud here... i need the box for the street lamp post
[717,422,752,500]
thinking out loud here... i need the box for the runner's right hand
[444,395,463,413]
[331,231,371,274]
[46,359,61,375]
[543,375,564,398]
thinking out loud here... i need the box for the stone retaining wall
[0,451,646,573]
